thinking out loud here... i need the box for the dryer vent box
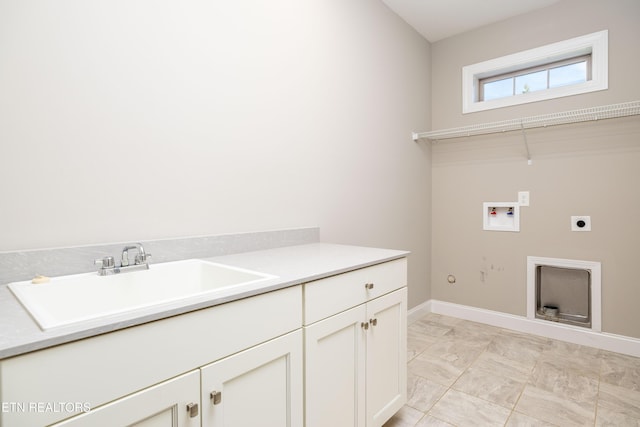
[483,202,520,232]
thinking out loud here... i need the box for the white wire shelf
[412,100,640,142]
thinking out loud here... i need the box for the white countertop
[0,243,408,359]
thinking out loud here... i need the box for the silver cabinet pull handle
[361,322,369,330]
[370,318,378,326]
[211,390,222,405]
[365,283,374,290]
[187,403,199,418]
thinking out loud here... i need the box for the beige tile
[383,405,424,427]
[410,318,454,339]
[406,373,447,412]
[505,411,559,427]
[497,329,550,350]
[540,339,602,378]
[408,353,464,388]
[452,366,526,408]
[428,389,511,427]
[415,415,454,427]
[596,406,640,427]
[452,318,501,335]
[529,358,599,404]
[600,349,640,367]
[598,382,640,419]
[544,338,601,358]
[515,385,595,427]
[424,337,485,368]
[471,348,534,381]
[407,313,640,427]
[417,313,461,327]
[442,320,498,348]
[486,332,546,367]
[408,338,483,387]
[407,327,439,361]
[600,350,640,392]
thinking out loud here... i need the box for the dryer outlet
[571,216,591,231]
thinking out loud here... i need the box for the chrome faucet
[121,243,149,267]
[95,243,151,276]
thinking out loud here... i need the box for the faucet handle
[135,253,151,265]
[95,256,115,269]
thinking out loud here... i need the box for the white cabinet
[52,371,201,427]
[200,329,303,427]
[0,286,302,427]
[0,253,407,427]
[304,259,407,427]
[366,289,407,426]
[305,304,367,427]
[51,330,303,427]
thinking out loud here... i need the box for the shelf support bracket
[520,122,532,165]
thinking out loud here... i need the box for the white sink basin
[8,259,277,331]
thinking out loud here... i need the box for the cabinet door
[200,329,303,427]
[305,304,367,427]
[366,288,407,427]
[52,370,200,427]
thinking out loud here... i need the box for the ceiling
[381,0,561,43]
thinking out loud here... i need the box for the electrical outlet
[571,216,591,231]
[518,191,530,207]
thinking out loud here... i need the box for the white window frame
[462,30,608,114]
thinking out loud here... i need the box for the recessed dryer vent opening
[527,257,601,332]
[536,265,591,327]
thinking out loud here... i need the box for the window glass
[515,70,547,94]
[549,61,587,88]
[483,78,513,101]
[480,57,591,102]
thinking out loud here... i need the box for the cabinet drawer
[304,258,407,325]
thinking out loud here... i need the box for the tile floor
[384,313,640,427]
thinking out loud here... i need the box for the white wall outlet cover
[571,216,591,231]
[518,191,530,207]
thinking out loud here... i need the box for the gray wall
[0,1,432,308]
[430,0,640,338]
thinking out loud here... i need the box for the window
[480,55,591,101]
[462,30,608,114]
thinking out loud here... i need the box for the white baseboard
[407,300,431,325]
[409,299,640,358]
